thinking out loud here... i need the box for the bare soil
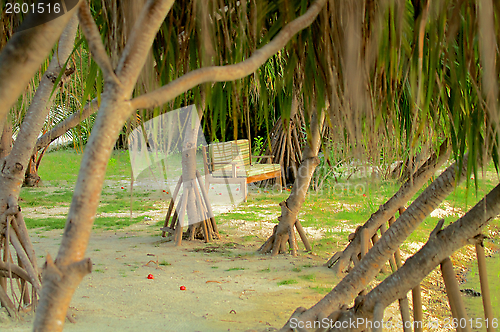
[0,221,339,332]
[1,213,495,331]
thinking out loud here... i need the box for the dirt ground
[1,216,492,331]
[0,220,343,332]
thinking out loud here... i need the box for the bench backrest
[209,139,250,171]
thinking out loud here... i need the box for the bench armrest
[211,162,240,165]
[209,161,241,177]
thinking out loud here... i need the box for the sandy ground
[0,221,342,332]
[1,184,490,331]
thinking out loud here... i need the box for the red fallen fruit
[166,192,169,194]
[163,190,166,192]
[147,274,154,279]
[363,194,366,197]
[236,188,239,191]
[180,285,186,290]
[121,187,125,189]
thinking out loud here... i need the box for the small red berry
[236,188,239,191]
[121,187,125,189]
[363,194,366,197]
[147,274,154,279]
[163,190,166,192]
[180,285,186,290]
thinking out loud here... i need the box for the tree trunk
[0,119,13,159]
[259,95,305,186]
[259,106,324,256]
[327,142,450,275]
[171,106,219,243]
[0,12,79,318]
[24,155,41,188]
[30,0,329,329]
[0,15,79,203]
[281,154,469,330]
[331,181,500,331]
[32,2,176,330]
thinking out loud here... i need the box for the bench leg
[242,180,247,202]
[275,174,282,192]
[205,175,210,194]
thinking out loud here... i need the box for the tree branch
[115,0,175,96]
[77,1,120,85]
[130,0,328,110]
[35,98,98,151]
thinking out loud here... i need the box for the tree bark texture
[259,108,324,256]
[0,13,79,319]
[281,154,468,330]
[329,181,500,332]
[327,142,450,275]
[0,15,79,205]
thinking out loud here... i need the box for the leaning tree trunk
[0,13,79,316]
[259,106,324,256]
[327,141,450,275]
[330,181,500,331]
[280,154,469,330]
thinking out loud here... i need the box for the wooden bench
[202,139,282,201]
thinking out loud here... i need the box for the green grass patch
[20,189,73,207]
[225,267,245,271]
[310,286,331,294]
[25,215,145,231]
[37,150,83,183]
[299,274,316,282]
[24,217,66,230]
[277,279,298,286]
[93,216,144,229]
[159,260,171,266]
